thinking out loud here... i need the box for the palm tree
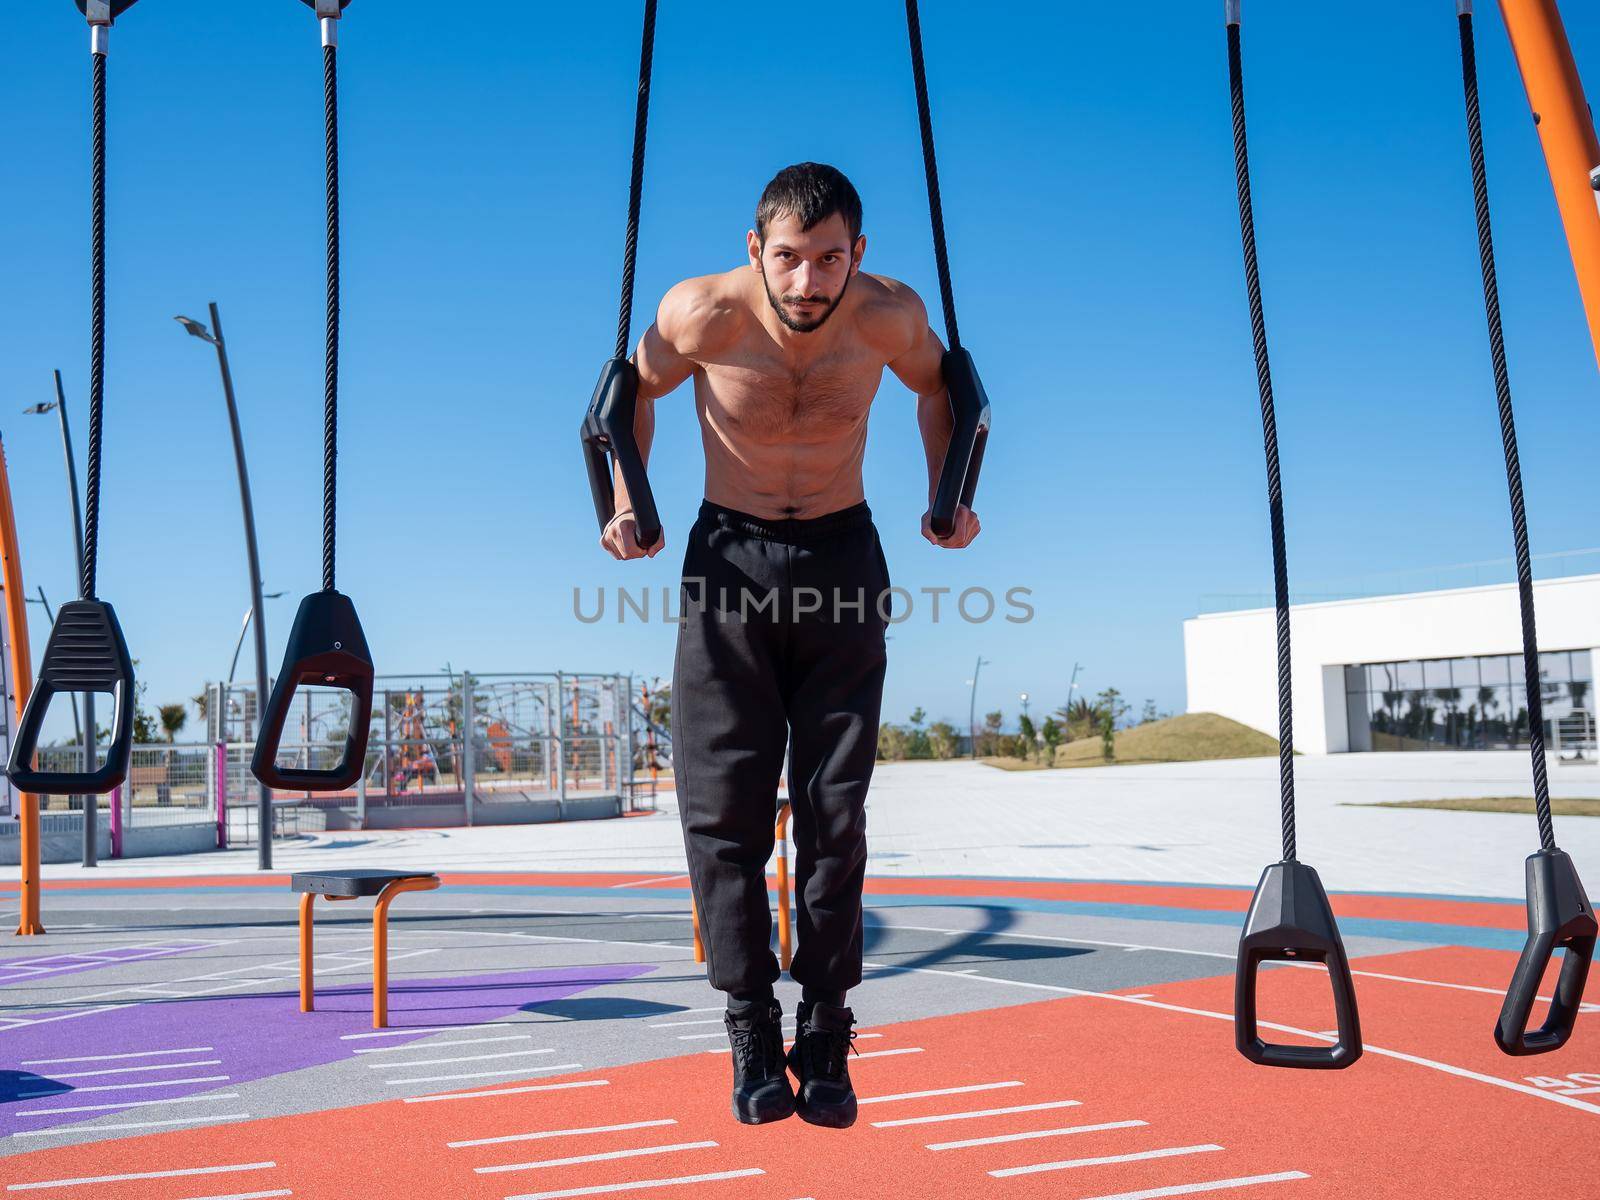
[159,704,187,743]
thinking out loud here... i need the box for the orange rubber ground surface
[4,942,1596,1199]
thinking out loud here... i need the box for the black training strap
[1225,14,1295,862]
[1457,6,1553,852]
[905,0,960,351]
[82,44,107,601]
[1223,4,1361,1071]
[615,0,656,362]
[1456,2,1594,1061]
[321,30,340,592]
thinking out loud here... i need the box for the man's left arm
[886,303,982,550]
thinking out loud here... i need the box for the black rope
[81,49,107,602]
[905,0,961,350]
[1226,19,1296,862]
[1458,11,1555,852]
[615,0,656,361]
[321,40,339,593]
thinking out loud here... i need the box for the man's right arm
[600,279,718,560]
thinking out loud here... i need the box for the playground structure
[213,670,667,831]
[0,670,671,864]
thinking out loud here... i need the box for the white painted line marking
[19,1093,242,1117]
[22,1047,214,1066]
[503,1167,764,1199]
[369,1049,554,1070]
[859,957,1600,1118]
[478,1141,717,1174]
[37,1059,223,1080]
[872,1099,1082,1128]
[1074,1170,1311,1199]
[12,1114,253,1138]
[449,1119,677,1149]
[171,1193,292,1200]
[610,874,691,889]
[18,1075,231,1098]
[342,1022,520,1041]
[859,1081,1023,1106]
[655,1016,794,1029]
[6,1161,276,1192]
[388,1062,582,1086]
[853,1047,921,1060]
[990,1144,1224,1178]
[682,1029,889,1044]
[403,1079,609,1104]
[929,1119,1148,1151]
[355,1035,534,1055]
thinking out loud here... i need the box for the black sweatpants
[672,499,890,1000]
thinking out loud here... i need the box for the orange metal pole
[0,435,42,936]
[372,876,440,1028]
[299,892,316,1011]
[1497,0,1600,370]
[775,803,792,972]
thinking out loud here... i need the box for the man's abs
[692,358,882,520]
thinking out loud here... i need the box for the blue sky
[0,1,1596,740]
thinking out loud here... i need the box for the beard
[761,268,850,333]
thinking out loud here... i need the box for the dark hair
[754,162,863,244]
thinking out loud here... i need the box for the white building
[1183,573,1600,754]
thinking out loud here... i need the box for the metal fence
[5,669,670,852]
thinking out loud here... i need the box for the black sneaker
[723,997,795,1125]
[786,999,860,1128]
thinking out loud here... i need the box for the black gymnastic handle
[1233,860,1363,1070]
[6,600,135,794]
[1494,849,1597,1055]
[581,357,662,549]
[928,348,991,538]
[250,590,375,792]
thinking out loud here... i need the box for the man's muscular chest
[697,345,884,442]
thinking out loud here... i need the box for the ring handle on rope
[1223,1,1360,1069]
[582,0,661,550]
[1455,4,1597,1055]
[1494,849,1596,1055]
[251,0,375,795]
[1235,861,1363,1069]
[7,1,137,795]
[584,359,662,549]
[7,602,134,795]
[906,0,990,539]
[251,591,374,792]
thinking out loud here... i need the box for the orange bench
[293,869,440,1028]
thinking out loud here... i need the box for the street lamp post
[23,373,97,868]
[967,656,990,759]
[176,304,274,870]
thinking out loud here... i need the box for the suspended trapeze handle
[251,590,374,792]
[13,1,143,795]
[1495,849,1597,1055]
[1234,860,1363,1070]
[581,357,662,550]
[6,601,134,795]
[929,348,991,538]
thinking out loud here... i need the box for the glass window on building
[1343,649,1594,751]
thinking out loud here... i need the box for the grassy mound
[1053,712,1279,768]
[1353,797,1600,818]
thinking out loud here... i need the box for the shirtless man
[600,163,980,1128]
